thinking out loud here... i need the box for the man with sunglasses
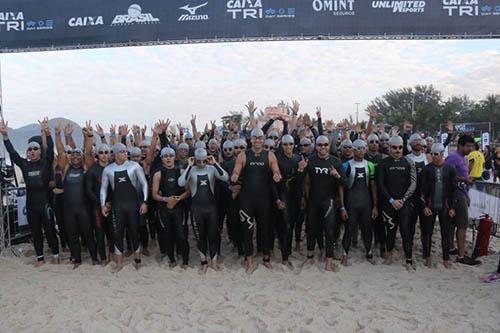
[84,143,113,265]
[178,148,229,273]
[378,133,390,155]
[101,143,149,272]
[264,138,275,152]
[151,147,190,268]
[273,135,306,267]
[421,143,457,269]
[295,137,314,250]
[406,133,429,262]
[302,135,346,272]
[341,139,378,265]
[377,135,417,270]
[339,139,354,163]
[1,118,60,267]
[231,127,282,273]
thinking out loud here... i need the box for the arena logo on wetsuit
[226,0,296,19]
[111,4,160,26]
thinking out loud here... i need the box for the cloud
[1,40,499,128]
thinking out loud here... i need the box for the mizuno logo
[179,2,208,15]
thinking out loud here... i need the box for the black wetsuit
[421,163,457,261]
[238,150,273,258]
[342,159,376,256]
[85,163,113,261]
[53,166,67,249]
[304,154,345,258]
[365,151,386,253]
[377,156,417,261]
[221,157,244,256]
[64,166,97,263]
[156,166,188,265]
[274,151,301,261]
[179,163,228,262]
[3,136,59,261]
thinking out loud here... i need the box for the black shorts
[451,195,469,230]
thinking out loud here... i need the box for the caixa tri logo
[0,12,54,32]
[226,0,296,19]
[111,4,160,26]
[442,0,499,16]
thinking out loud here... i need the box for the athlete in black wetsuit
[302,135,346,272]
[54,126,99,268]
[341,139,378,265]
[178,148,228,273]
[152,147,189,267]
[273,135,305,267]
[421,143,457,269]
[101,143,149,272]
[1,118,59,266]
[377,136,417,270]
[84,143,113,264]
[231,127,282,273]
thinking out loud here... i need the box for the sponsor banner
[16,195,28,227]
[469,186,500,224]
[0,0,499,53]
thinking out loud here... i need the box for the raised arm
[190,115,199,141]
[83,121,95,170]
[178,157,194,187]
[54,122,68,170]
[64,123,76,149]
[230,151,246,183]
[0,118,25,167]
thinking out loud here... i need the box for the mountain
[1,117,84,158]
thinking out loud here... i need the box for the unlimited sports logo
[312,0,355,16]
[178,2,209,21]
[226,0,296,19]
[111,4,160,26]
[371,1,426,13]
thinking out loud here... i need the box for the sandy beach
[1,230,499,333]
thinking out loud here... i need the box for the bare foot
[245,257,256,274]
[383,252,393,265]
[72,263,81,270]
[294,242,301,252]
[405,261,415,271]
[181,263,188,269]
[199,264,208,275]
[101,260,108,267]
[425,257,432,268]
[341,255,351,267]
[303,256,315,266]
[282,260,293,269]
[443,261,452,269]
[50,257,60,265]
[209,261,222,271]
[169,261,177,268]
[325,258,337,272]
[112,263,124,273]
[34,261,45,268]
[319,250,326,262]
[142,249,150,257]
[134,260,141,270]
[263,260,273,269]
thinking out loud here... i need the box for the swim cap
[251,127,264,138]
[129,147,141,156]
[195,141,206,149]
[178,142,189,150]
[281,135,294,145]
[316,135,329,145]
[409,133,423,145]
[140,139,151,147]
[160,147,176,157]
[367,133,379,142]
[389,136,404,146]
[299,137,312,145]
[194,148,208,160]
[112,143,127,155]
[430,143,445,154]
[96,143,110,152]
[268,130,279,139]
[27,141,41,149]
[184,133,193,140]
[223,141,234,149]
[234,139,247,148]
[340,139,353,148]
[380,133,390,141]
[264,139,275,147]
[353,139,367,149]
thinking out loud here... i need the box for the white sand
[1,231,499,333]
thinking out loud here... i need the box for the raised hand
[83,120,93,137]
[446,120,454,133]
[0,118,8,136]
[109,124,116,135]
[210,120,216,131]
[291,100,300,115]
[55,121,62,136]
[119,124,129,137]
[298,157,308,172]
[316,107,322,119]
[38,117,50,136]
[366,105,378,119]
[177,123,184,135]
[141,125,147,136]
[390,126,400,137]
[190,114,197,126]
[245,101,257,115]
[207,155,216,165]
[64,123,74,136]
[325,120,335,131]
[95,123,105,137]
[131,124,140,135]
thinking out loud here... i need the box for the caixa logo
[312,0,355,16]
[226,0,295,19]
[68,16,104,27]
[111,4,160,25]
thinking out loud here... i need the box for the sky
[1,39,499,129]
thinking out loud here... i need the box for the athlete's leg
[92,206,107,261]
[65,210,81,264]
[421,212,437,260]
[437,209,451,263]
[173,207,188,265]
[206,208,220,262]
[41,204,59,258]
[27,208,45,263]
[323,199,338,259]
[77,209,98,262]
[358,205,373,256]
[156,207,170,260]
[398,203,414,264]
[191,208,208,262]
[54,194,67,248]
[239,200,256,257]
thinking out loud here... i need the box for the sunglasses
[380,139,389,142]
[27,147,39,152]
[369,140,379,144]
[118,150,127,154]
[282,143,293,146]
[235,146,246,149]
[354,147,366,150]
[139,146,149,149]
[223,148,233,151]
[186,138,193,141]
[268,136,278,140]
[98,150,109,155]
[317,143,329,148]
[66,150,72,154]
[391,146,403,150]
[252,136,264,140]
[196,159,207,164]
[432,152,442,156]
[299,144,310,147]
[343,146,353,149]
[264,145,274,149]
[162,154,175,158]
